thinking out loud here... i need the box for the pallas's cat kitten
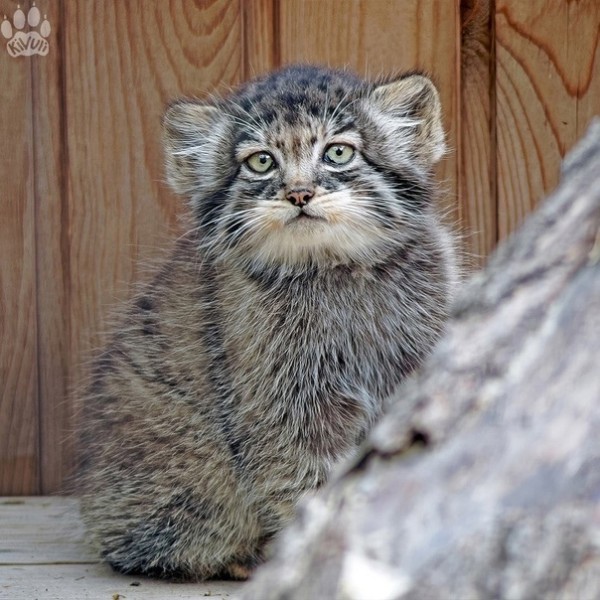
[78,65,458,581]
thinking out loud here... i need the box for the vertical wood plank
[242,0,277,79]
[0,0,40,494]
[460,0,495,266]
[495,0,600,240]
[63,0,244,463]
[12,0,598,495]
[31,0,70,494]
[572,2,600,143]
[277,0,461,219]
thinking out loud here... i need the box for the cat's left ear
[368,74,445,167]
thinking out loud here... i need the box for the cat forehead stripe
[230,66,365,120]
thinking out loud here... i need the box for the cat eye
[246,152,275,173]
[324,144,355,166]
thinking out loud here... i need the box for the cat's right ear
[163,100,220,196]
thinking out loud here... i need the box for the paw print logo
[2,3,51,58]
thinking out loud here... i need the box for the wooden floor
[0,497,243,600]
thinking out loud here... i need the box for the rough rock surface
[240,122,600,600]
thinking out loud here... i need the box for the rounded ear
[369,74,446,167]
[163,100,220,196]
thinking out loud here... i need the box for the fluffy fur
[78,65,458,581]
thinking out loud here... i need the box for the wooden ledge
[0,497,242,599]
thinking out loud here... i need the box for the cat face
[164,66,445,268]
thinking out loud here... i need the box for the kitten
[77,65,458,581]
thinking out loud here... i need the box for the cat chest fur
[210,256,445,463]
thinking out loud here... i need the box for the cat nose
[286,187,315,207]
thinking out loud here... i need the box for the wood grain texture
[63,0,243,427]
[0,497,242,599]
[243,0,277,78]
[495,0,600,240]
[30,0,71,494]
[0,0,39,495]
[2,567,241,600]
[0,497,94,564]
[460,0,495,266]
[277,0,461,218]
[3,0,599,496]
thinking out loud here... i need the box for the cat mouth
[293,209,326,222]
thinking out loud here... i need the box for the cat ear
[368,74,445,167]
[163,100,220,196]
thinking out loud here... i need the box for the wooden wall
[0,0,598,495]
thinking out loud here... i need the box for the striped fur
[78,65,458,580]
